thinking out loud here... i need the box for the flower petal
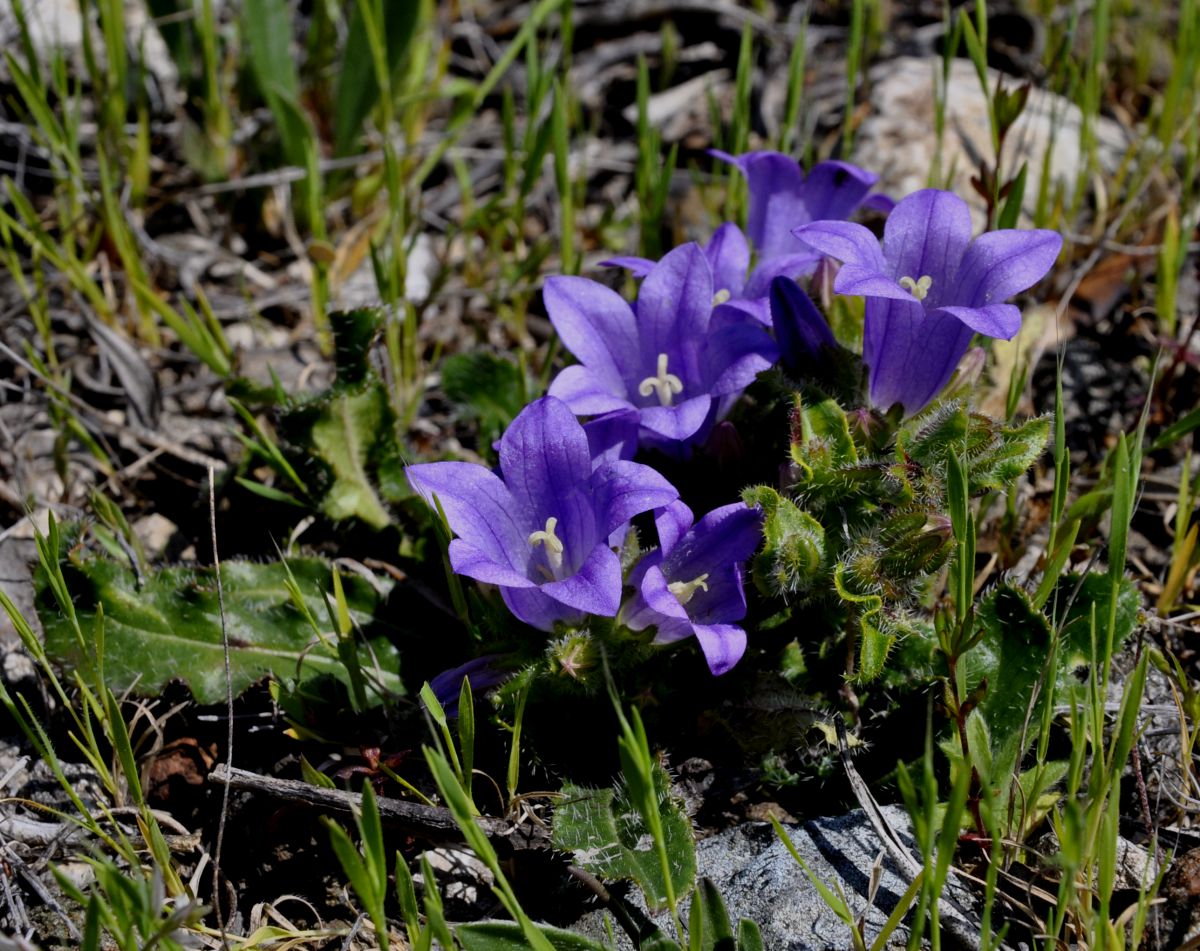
[543,276,641,394]
[590,460,680,537]
[662,503,761,624]
[448,539,535,588]
[712,150,809,260]
[953,229,1063,306]
[599,255,655,277]
[770,276,836,377]
[880,189,972,292]
[584,408,641,467]
[639,562,691,623]
[705,321,778,396]
[864,298,975,414]
[548,365,634,416]
[795,160,878,221]
[499,398,598,571]
[541,543,623,617]
[639,395,714,442]
[405,462,527,569]
[936,303,1023,340]
[500,586,584,631]
[691,623,748,675]
[654,500,694,555]
[834,265,920,302]
[637,243,714,370]
[743,251,823,299]
[792,220,889,273]
[705,223,750,297]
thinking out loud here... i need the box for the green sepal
[742,486,825,597]
[964,413,1051,493]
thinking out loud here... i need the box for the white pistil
[528,516,565,577]
[637,352,684,407]
[898,274,933,301]
[668,573,710,606]
[712,288,731,306]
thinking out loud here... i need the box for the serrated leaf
[968,584,1053,778]
[276,309,405,526]
[36,541,400,704]
[442,351,527,447]
[553,765,696,911]
[742,486,825,597]
[456,922,610,951]
[309,386,394,528]
[1054,571,1140,672]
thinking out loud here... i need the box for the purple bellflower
[622,500,763,676]
[602,223,764,322]
[405,397,679,631]
[544,242,777,451]
[713,150,889,298]
[793,189,1063,415]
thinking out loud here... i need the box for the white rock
[852,56,1132,227]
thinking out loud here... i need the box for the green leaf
[1054,571,1141,672]
[964,413,1051,493]
[553,765,696,912]
[334,0,422,155]
[442,351,527,448]
[796,397,858,468]
[275,310,406,527]
[968,584,1053,778]
[307,385,396,528]
[456,922,610,951]
[742,487,825,598]
[691,878,735,951]
[36,539,401,704]
[242,0,306,165]
[736,920,764,951]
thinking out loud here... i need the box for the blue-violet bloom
[622,500,763,675]
[713,149,889,298]
[545,242,777,451]
[793,189,1063,414]
[405,396,679,631]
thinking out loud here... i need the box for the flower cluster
[406,151,1061,679]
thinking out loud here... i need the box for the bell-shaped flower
[405,397,679,631]
[601,223,764,322]
[713,149,888,298]
[793,189,1062,414]
[621,500,763,675]
[544,243,778,451]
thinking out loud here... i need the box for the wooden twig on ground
[206,764,550,851]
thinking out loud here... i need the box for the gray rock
[572,806,970,950]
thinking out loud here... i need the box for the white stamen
[898,274,933,301]
[668,573,710,606]
[637,353,684,407]
[712,288,731,306]
[528,517,565,577]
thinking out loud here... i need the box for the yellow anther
[637,353,684,407]
[667,573,710,606]
[712,288,732,306]
[528,517,565,576]
[898,274,933,301]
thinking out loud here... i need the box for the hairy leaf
[742,486,825,597]
[553,764,696,911]
[442,352,527,448]
[37,541,400,704]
